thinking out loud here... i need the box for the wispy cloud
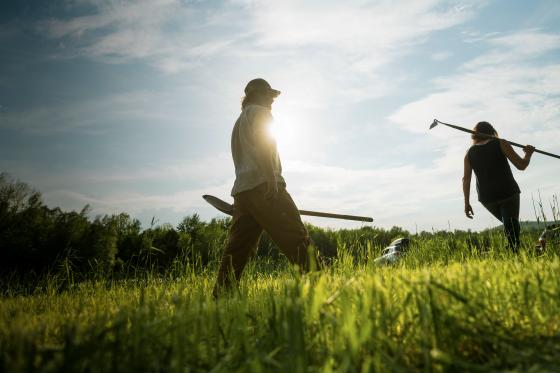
[3,153,235,226]
[0,85,223,133]
[79,153,234,186]
[42,179,235,227]
[39,0,242,73]
[464,29,560,69]
[390,29,560,134]
[41,158,456,230]
[250,0,483,49]
[431,51,453,61]
[243,0,486,103]
[38,0,485,79]
[1,152,233,190]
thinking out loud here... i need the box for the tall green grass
[1,235,559,372]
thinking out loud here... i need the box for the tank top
[467,139,520,203]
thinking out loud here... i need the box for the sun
[268,120,293,147]
[268,106,311,159]
[269,115,297,156]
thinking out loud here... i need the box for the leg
[214,199,262,296]
[238,184,315,271]
[482,200,503,221]
[500,194,520,251]
[267,188,316,269]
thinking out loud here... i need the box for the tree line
[0,173,539,281]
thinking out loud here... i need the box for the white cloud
[42,179,235,227]
[38,0,484,79]
[1,151,233,190]
[40,157,462,231]
[3,153,236,227]
[0,85,222,133]
[281,157,462,230]
[432,51,453,61]
[253,0,481,47]
[243,0,486,104]
[464,29,560,69]
[390,30,560,135]
[39,0,241,73]
[0,90,140,132]
[80,153,234,185]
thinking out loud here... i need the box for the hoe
[203,195,373,222]
[430,119,560,159]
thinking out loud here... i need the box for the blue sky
[1,0,559,232]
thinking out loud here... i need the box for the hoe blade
[429,119,439,130]
[202,195,234,215]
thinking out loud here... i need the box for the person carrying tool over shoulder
[213,78,315,296]
[462,121,535,251]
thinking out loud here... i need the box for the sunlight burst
[270,107,312,160]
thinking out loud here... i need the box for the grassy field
[1,236,560,372]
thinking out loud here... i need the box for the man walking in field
[213,78,314,295]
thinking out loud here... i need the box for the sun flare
[269,107,312,159]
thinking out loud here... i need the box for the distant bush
[0,173,119,276]
[0,173,546,283]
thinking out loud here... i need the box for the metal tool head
[202,195,234,216]
[429,119,439,130]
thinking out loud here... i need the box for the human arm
[499,139,535,170]
[463,154,474,219]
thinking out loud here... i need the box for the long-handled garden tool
[203,195,373,222]
[430,119,560,159]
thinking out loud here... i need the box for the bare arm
[463,154,474,219]
[499,139,535,170]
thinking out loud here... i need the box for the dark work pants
[214,183,313,295]
[482,194,520,251]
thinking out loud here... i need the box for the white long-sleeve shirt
[230,104,285,196]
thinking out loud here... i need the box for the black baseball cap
[244,78,281,97]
